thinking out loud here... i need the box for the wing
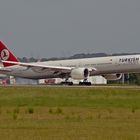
[2,60,73,73]
[1,61,98,79]
[0,67,12,72]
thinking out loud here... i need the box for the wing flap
[0,67,12,72]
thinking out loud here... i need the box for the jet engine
[102,74,122,81]
[70,68,89,80]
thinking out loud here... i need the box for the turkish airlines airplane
[0,41,140,85]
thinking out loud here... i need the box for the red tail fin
[0,41,19,67]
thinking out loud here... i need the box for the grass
[27,107,34,114]
[0,86,140,139]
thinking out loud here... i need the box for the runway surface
[1,84,140,89]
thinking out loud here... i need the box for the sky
[0,0,140,58]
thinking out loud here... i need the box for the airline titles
[119,57,139,63]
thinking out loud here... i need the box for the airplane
[0,40,140,85]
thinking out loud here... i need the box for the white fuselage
[1,54,140,79]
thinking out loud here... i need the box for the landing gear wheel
[61,81,73,86]
[68,82,73,86]
[61,78,73,86]
[79,81,91,86]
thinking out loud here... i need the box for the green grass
[0,86,140,140]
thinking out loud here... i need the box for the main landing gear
[79,79,91,86]
[61,78,73,86]
[60,78,91,86]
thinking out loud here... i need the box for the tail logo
[1,49,10,61]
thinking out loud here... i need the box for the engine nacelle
[102,74,122,81]
[70,68,89,80]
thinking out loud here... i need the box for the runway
[1,84,140,89]
[46,85,140,89]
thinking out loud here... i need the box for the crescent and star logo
[1,49,10,61]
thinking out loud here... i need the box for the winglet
[0,41,19,67]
